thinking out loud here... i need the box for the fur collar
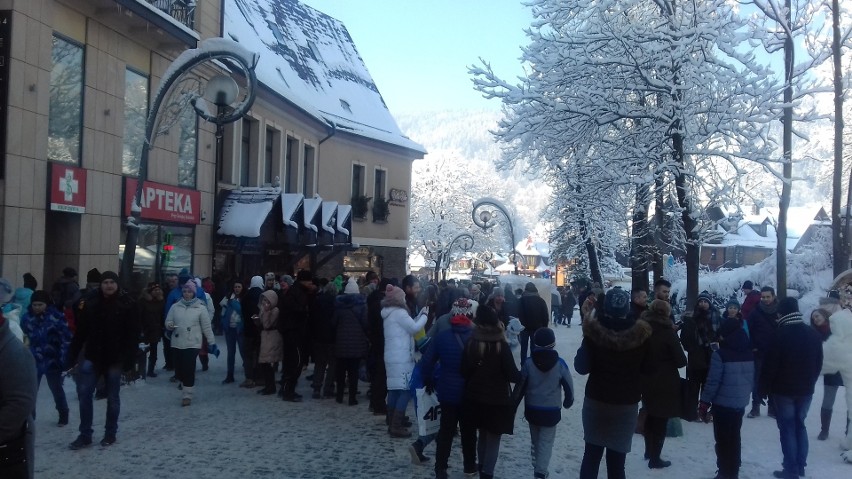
[582,317,652,351]
[472,323,506,343]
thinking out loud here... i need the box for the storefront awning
[322,201,338,235]
[217,187,281,238]
[281,193,303,229]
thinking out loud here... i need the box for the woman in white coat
[382,284,427,438]
[165,280,217,406]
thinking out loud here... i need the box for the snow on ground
[33,324,850,479]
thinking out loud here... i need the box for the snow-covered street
[33,324,850,479]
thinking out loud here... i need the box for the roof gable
[223,0,425,154]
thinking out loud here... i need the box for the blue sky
[300,0,533,115]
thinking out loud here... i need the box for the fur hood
[582,317,652,352]
[640,309,673,329]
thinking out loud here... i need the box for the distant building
[700,205,829,270]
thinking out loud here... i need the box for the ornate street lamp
[442,233,475,278]
[120,38,258,287]
[472,197,518,275]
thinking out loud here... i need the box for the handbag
[0,422,28,468]
[415,387,441,437]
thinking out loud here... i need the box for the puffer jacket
[333,293,368,359]
[822,308,852,449]
[258,290,282,364]
[421,315,473,406]
[0,314,37,470]
[513,346,574,427]
[701,327,754,408]
[382,305,427,390]
[20,305,72,374]
[165,298,215,350]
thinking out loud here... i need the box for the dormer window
[307,40,322,61]
[340,99,351,113]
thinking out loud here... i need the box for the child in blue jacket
[512,327,574,479]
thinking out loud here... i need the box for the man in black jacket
[278,270,317,402]
[747,286,779,418]
[67,271,140,450]
[518,282,549,362]
[759,297,822,479]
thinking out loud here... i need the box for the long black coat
[640,311,687,418]
[333,293,368,359]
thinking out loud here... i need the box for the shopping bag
[415,387,441,437]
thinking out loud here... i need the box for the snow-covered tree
[471,0,782,308]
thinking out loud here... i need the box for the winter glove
[563,395,574,409]
[697,401,711,423]
[207,344,220,358]
[423,381,435,396]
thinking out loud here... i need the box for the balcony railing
[147,0,195,30]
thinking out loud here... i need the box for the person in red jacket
[740,281,761,321]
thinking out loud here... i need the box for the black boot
[818,408,832,440]
[58,409,69,427]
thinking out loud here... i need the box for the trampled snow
[33,321,850,478]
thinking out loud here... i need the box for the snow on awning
[303,197,323,233]
[281,193,304,229]
[496,261,516,272]
[217,187,281,238]
[336,205,352,236]
[322,201,338,234]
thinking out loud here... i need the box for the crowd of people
[1,268,852,478]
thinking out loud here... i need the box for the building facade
[0,0,423,293]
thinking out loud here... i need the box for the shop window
[120,223,194,294]
[122,68,148,176]
[264,127,278,185]
[177,108,198,188]
[48,34,85,164]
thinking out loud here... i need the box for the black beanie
[86,268,101,284]
[30,290,51,305]
[100,271,120,284]
[778,297,799,317]
[22,273,37,290]
[533,328,556,349]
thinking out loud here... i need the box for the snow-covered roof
[705,204,829,251]
[515,236,550,257]
[218,187,281,238]
[223,0,425,154]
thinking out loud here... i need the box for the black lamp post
[472,197,518,275]
[120,38,258,288]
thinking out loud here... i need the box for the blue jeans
[37,369,68,414]
[387,389,411,413]
[224,327,245,379]
[76,360,121,439]
[772,393,812,475]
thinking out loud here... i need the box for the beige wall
[0,0,217,287]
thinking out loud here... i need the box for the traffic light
[162,232,174,266]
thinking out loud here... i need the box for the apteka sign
[124,178,200,224]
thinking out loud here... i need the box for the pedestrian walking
[67,271,140,449]
[0,303,37,479]
[512,328,574,479]
[461,305,520,479]
[219,280,246,385]
[254,290,282,396]
[20,290,72,426]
